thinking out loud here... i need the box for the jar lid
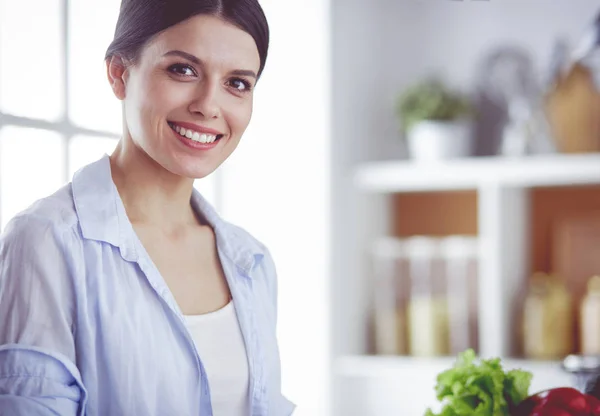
[562,355,600,374]
[438,236,478,259]
[588,275,600,293]
[372,236,405,258]
[404,236,439,259]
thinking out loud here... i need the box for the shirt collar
[71,154,124,249]
[71,154,263,276]
[190,189,265,276]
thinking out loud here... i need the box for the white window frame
[0,0,120,228]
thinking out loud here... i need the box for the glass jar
[405,236,449,357]
[523,273,574,360]
[439,236,479,355]
[370,237,409,355]
[580,275,600,355]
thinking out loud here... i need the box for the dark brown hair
[105,0,270,77]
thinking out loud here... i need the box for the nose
[189,80,220,119]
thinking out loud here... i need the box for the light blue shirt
[0,155,295,416]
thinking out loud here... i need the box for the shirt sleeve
[0,215,87,415]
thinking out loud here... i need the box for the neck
[109,137,198,229]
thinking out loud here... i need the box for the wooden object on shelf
[545,63,600,153]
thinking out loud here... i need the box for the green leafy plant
[396,79,473,132]
[425,349,532,416]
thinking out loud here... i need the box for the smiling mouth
[167,121,224,144]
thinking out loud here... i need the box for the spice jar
[580,275,600,355]
[370,237,409,355]
[406,237,449,357]
[439,236,479,355]
[523,273,574,360]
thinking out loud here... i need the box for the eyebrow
[163,50,258,79]
[230,69,258,79]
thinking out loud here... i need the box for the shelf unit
[355,153,600,192]
[355,153,600,357]
[334,153,600,415]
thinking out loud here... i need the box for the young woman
[0,1,294,415]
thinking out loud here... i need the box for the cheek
[228,99,253,136]
[142,78,185,121]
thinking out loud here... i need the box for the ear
[106,55,129,100]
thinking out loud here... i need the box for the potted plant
[397,79,474,162]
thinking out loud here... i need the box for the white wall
[217,1,332,415]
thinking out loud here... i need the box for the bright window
[0,0,121,230]
[0,127,65,229]
[68,135,118,177]
[0,0,64,121]
[68,0,122,134]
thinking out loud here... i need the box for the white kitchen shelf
[351,154,600,360]
[354,153,600,192]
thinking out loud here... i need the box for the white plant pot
[406,120,473,162]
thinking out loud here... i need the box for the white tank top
[184,301,250,415]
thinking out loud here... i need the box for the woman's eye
[228,78,252,93]
[168,64,196,77]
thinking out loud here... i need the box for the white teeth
[172,123,218,143]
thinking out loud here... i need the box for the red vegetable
[538,408,578,416]
[544,387,590,414]
[585,394,600,415]
[514,387,592,415]
[514,396,545,414]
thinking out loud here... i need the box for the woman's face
[109,14,261,179]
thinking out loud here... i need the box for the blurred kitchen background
[2,0,600,415]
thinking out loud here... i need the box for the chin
[171,163,218,180]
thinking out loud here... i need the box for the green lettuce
[425,349,532,416]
